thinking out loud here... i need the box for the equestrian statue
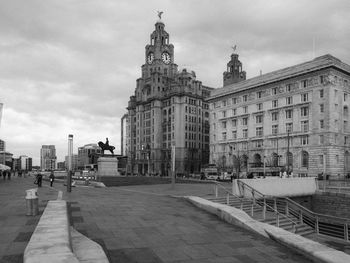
[98,137,115,155]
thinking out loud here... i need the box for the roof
[210,54,350,100]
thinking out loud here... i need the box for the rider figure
[105,138,109,147]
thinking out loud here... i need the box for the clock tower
[142,17,177,79]
[125,14,213,177]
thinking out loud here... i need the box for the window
[286,123,293,133]
[272,100,278,108]
[243,129,248,138]
[222,100,227,107]
[272,87,278,95]
[319,155,324,165]
[301,107,309,117]
[301,93,308,102]
[257,91,262,98]
[344,93,348,101]
[232,97,237,104]
[319,89,324,98]
[272,124,278,135]
[335,104,339,111]
[243,106,248,113]
[344,121,348,132]
[222,132,227,140]
[319,135,324,144]
[272,112,279,121]
[232,131,237,139]
[222,111,226,118]
[320,104,324,113]
[255,140,263,148]
[243,95,248,102]
[256,115,263,124]
[320,120,324,129]
[242,117,248,126]
[302,80,308,88]
[301,120,309,132]
[222,121,226,129]
[286,96,293,105]
[301,136,309,145]
[286,109,293,119]
[232,119,237,127]
[256,127,263,137]
[257,103,263,111]
[286,84,292,92]
[301,151,309,167]
[232,108,237,116]
[320,75,325,84]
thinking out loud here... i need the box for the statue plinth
[97,157,119,177]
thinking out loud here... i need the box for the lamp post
[171,145,175,189]
[67,134,73,192]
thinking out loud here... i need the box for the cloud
[0,0,349,165]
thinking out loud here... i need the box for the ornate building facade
[125,17,213,176]
[208,54,350,178]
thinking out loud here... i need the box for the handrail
[284,197,350,223]
[236,179,266,198]
[216,181,299,231]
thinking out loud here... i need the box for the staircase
[206,196,315,237]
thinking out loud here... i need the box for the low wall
[312,191,350,218]
[100,176,214,187]
[234,177,317,197]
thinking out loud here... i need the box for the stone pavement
[0,177,312,263]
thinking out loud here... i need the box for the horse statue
[98,141,115,155]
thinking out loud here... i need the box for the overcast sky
[0,0,349,166]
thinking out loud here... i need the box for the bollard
[25,189,38,216]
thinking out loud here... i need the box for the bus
[201,164,218,180]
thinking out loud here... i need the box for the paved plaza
[0,176,313,263]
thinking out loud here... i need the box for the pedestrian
[7,170,11,180]
[2,170,6,180]
[49,171,55,187]
[36,173,42,187]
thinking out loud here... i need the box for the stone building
[125,17,213,176]
[208,53,350,178]
[77,144,101,169]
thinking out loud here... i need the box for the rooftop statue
[157,10,163,20]
[98,137,115,155]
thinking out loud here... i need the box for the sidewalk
[0,177,312,263]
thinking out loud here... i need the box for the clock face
[147,53,154,64]
[161,52,171,64]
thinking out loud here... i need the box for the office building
[208,53,350,178]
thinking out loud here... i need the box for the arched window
[242,154,248,169]
[345,151,350,172]
[253,154,262,167]
[301,151,309,168]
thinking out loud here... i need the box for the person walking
[49,171,55,187]
[36,173,42,187]
[2,170,6,180]
[7,170,11,180]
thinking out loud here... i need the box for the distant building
[0,103,3,128]
[0,139,5,151]
[0,151,13,168]
[19,155,32,171]
[65,154,78,170]
[57,161,65,170]
[40,145,56,171]
[13,156,32,171]
[77,144,101,169]
[208,54,350,178]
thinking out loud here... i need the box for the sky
[0,0,349,166]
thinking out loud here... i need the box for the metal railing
[214,181,298,232]
[236,179,350,242]
[279,197,350,241]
